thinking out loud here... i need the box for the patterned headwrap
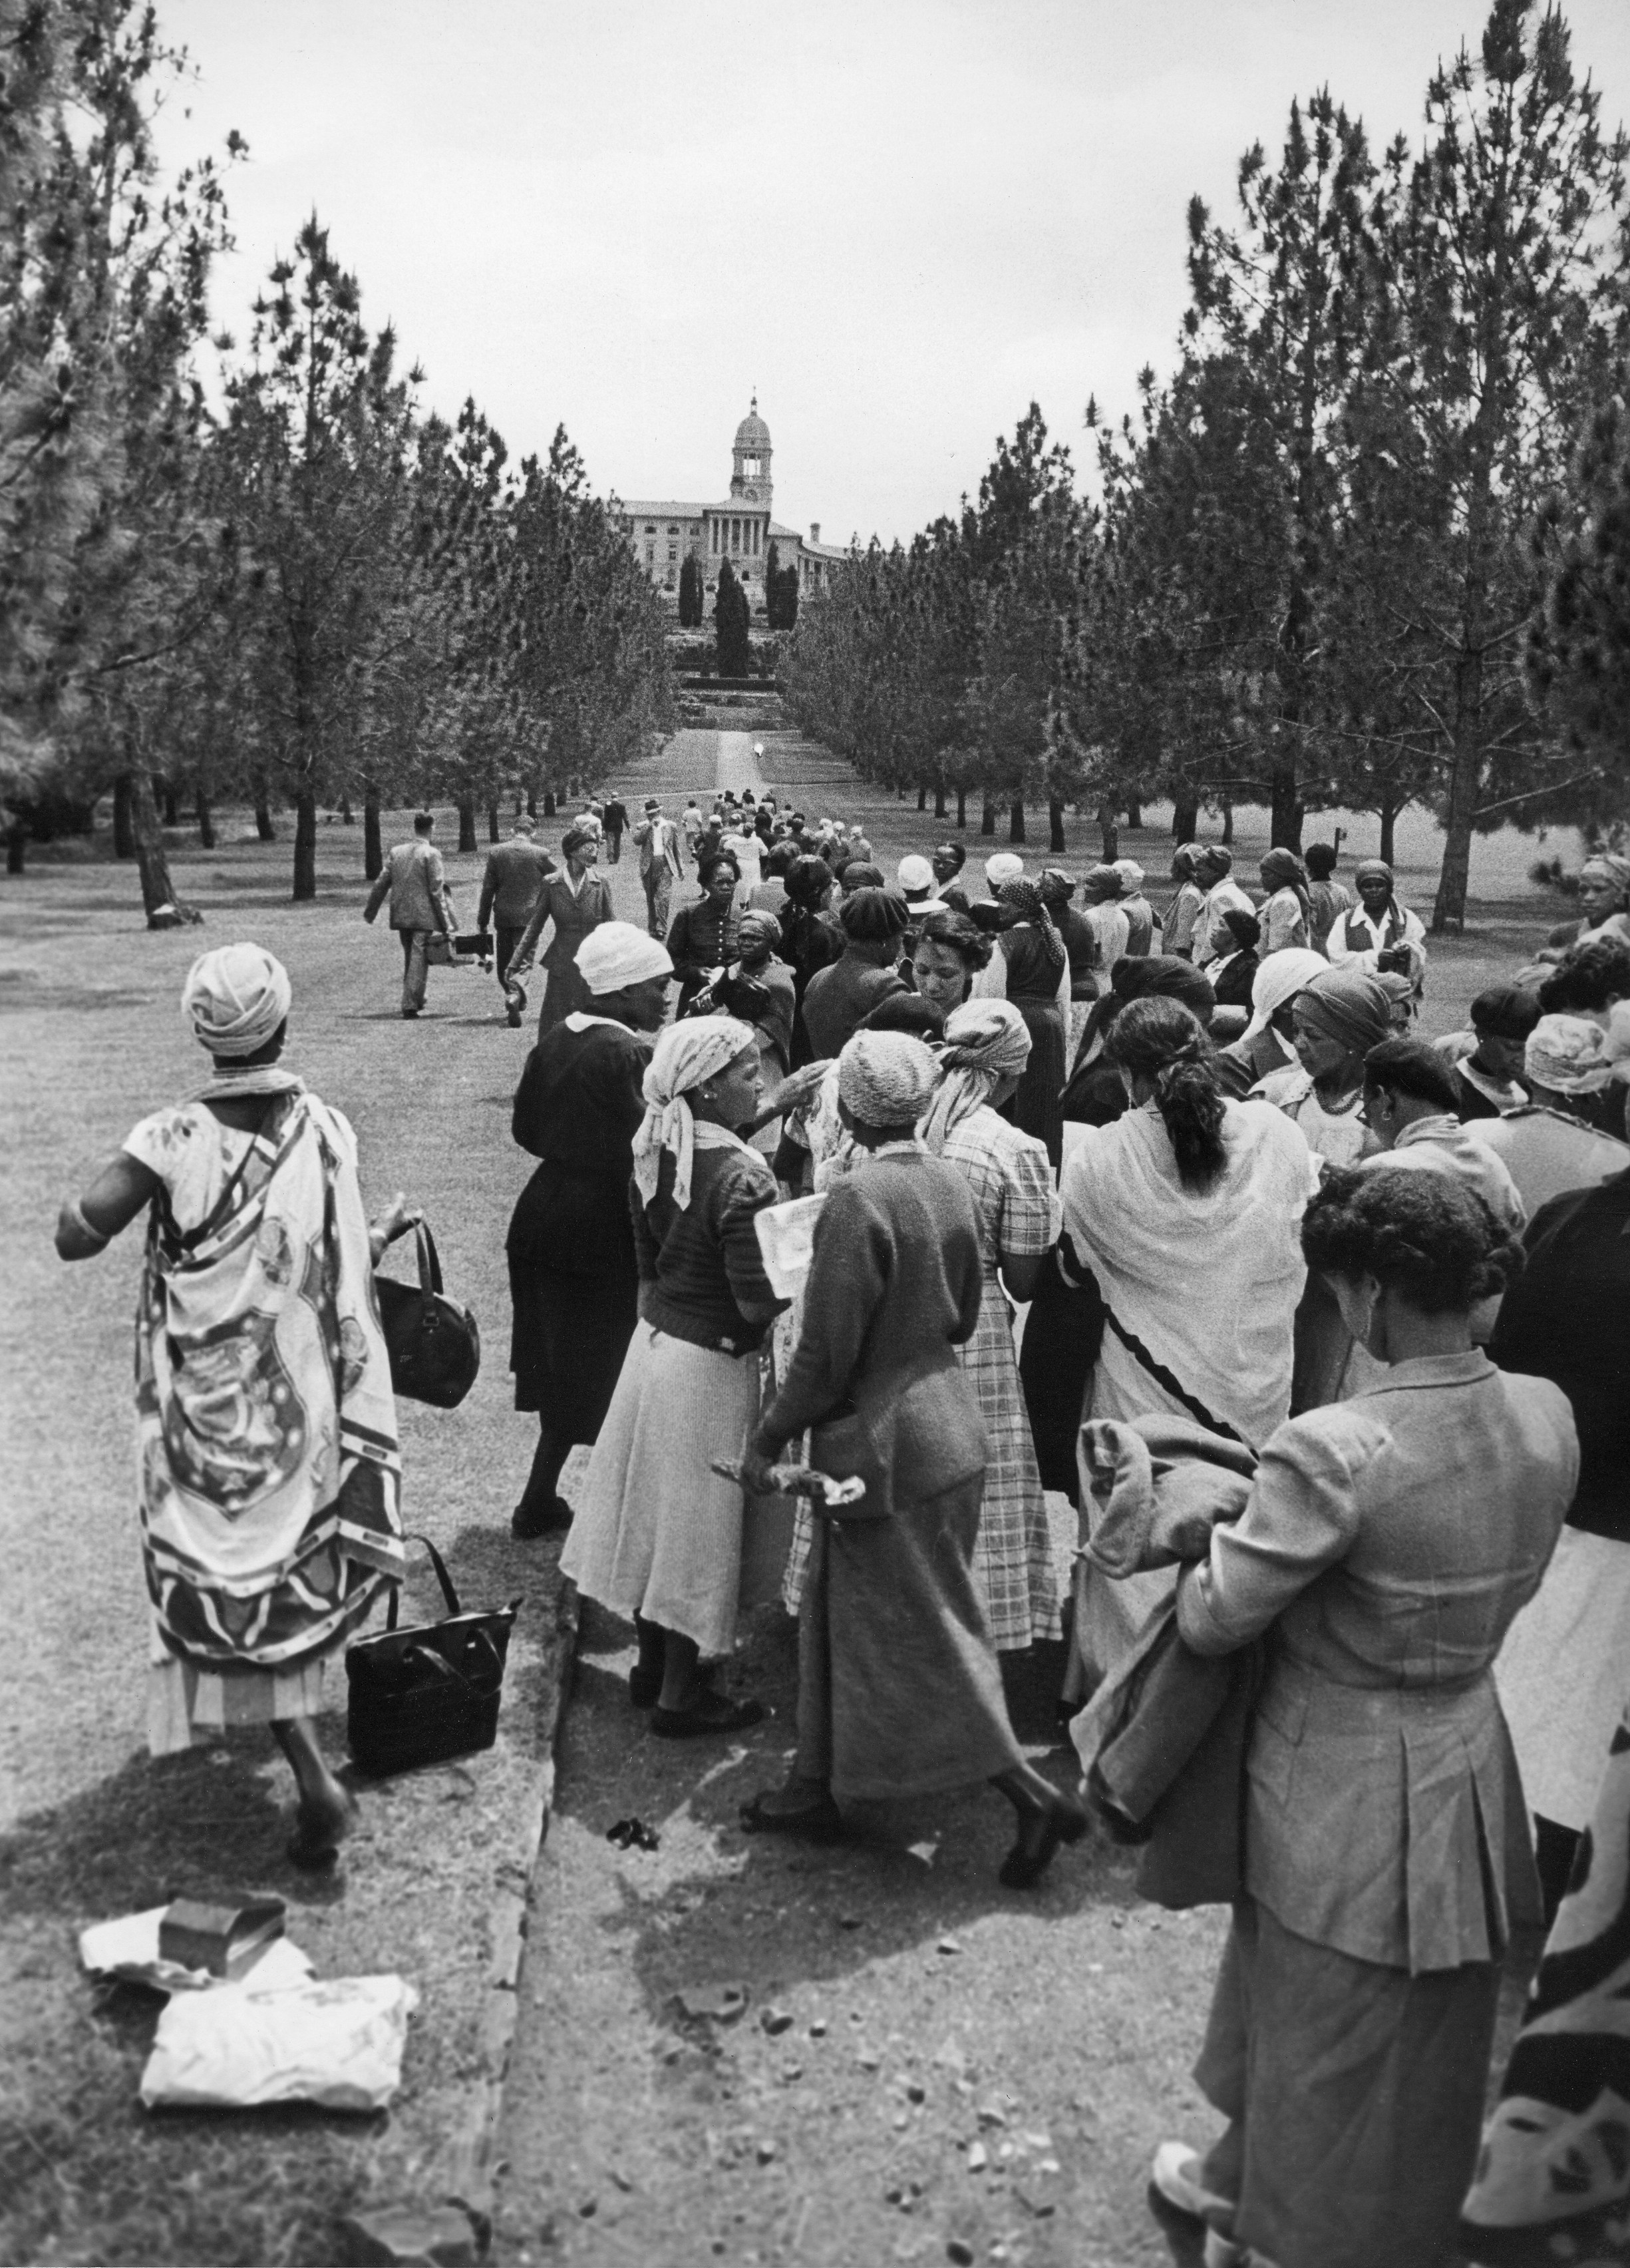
[182,943,292,1059]
[1295,965,1394,1058]
[917,1000,1033,1153]
[1527,1013,1614,1095]
[1038,867,1076,905]
[997,876,1066,972]
[1354,858,1395,890]
[1113,858,1146,894]
[575,922,672,996]
[1241,947,1327,1041]
[631,1016,756,1210]
[1172,843,1206,880]
[1581,852,1630,902]
[836,1031,939,1131]
[736,908,782,952]
[1082,864,1123,902]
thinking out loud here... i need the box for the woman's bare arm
[56,1152,159,1259]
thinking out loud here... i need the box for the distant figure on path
[602,793,628,864]
[1303,842,1354,952]
[505,827,615,1037]
[54,944,416,1868]
[478,820,556,1025]
[634,796,685,939]
[364,809,456,1018]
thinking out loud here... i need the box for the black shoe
[511,1494,572,1539]
[629,1663,662,1708]
[401,1007,420,1019]
[999,1795,1089,1890]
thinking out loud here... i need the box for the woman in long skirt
[1153,1169,1577,2268]
[504,827,615,1036]
[562,1017,784,1734]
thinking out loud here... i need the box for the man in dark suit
[478,820,556,1024]
[364,810,457,1018]
[601,794,628,864]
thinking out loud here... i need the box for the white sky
[157,1,1630,548]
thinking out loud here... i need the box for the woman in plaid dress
[920,1002,1063,1649]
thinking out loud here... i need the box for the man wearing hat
[364,809,457,1019]
[633,797,684,940]
[478,820,558,1024]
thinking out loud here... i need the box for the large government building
[615,399,852,612]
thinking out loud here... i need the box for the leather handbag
[375,1221,481,1408]
[347,1534,521,1778]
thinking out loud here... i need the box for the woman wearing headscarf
[1469,1013,1630,1213]
[1257,849,1312,954]
[665,851,742,1014]
[1113,859,1155,956]
[504,825,616,1036]
[1154,1170,1575,2268]
[778,854,841,1048]
[1207,909,1261,1012]
[1080,866,1132,976]
[1213,948,1328,1101]
[1056,998,1314,1689]
[1255,963,1394,1167]
[686,908,798,1158]
[738,1032,1087,1886]
[800,886,909,1060]
[55,946,413,1868]
[1194,847,1256,966]
[1039,868,1100,1060]
[1326,858,1427,1001]
[919,1002,1062,1653]
[562,1017,784,1736]
[508,924,674,1539]
[1540,849,1630,959]
[991,876,1068,1168]
[1060,955,1218,1127]
[1162,845,1208,960]
[1436,982,1540,1120]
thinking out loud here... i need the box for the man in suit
[601,793,628,864]
[365,810,457,1018]
[633,795,684,940]
[478,820,556,1024]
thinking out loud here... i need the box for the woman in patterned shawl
[919,1001,1062,1652]
[55,945,414,1868]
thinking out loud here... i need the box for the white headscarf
[631,1016,756,1209]
[1527,1013,1615,1095]
[1241,948,1327,1042]
[1113,858,1146,894]
[182,944,291,1059]
[575,921,673,996]
[918,1000,1032,1153]
[985,852,1025,889]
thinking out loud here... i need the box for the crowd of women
[57,827,1630,2268]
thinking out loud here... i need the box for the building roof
[734,396,771,451]
[616,500,707,521]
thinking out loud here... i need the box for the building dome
[734,395,771,451]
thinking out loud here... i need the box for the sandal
[650,1694,764,1739]
[739,1789,844,1840]
[999,1794,1089,1891]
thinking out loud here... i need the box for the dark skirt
[536,947,590,1036]
[508,1258,637,1438]
[1010,998,1065,1169]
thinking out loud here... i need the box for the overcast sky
[158,1,1630,548]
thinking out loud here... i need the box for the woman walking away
[738,1033,1086,1887]
[562,1018,783,1736]
[800,886,909,1059]
[1162,845,1207,960]
[1057,998,1313,1690]
[507,924,673,1539]
[993,876,1068,1168]
[1256,849,1311,954]
[505,825,615,1036]
[920,1002,1062,1652]
[1153,1169,1576,2268]
[1256,962,1393,1167]
[55,945,414,1869]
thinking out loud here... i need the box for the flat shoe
[739,1790,844,1839]
[287,1794,357,1872]
[512,1494,572,1539]
[998,1794,1089,1890]
[628,1663,662,1708]
[651,1696,764,1738]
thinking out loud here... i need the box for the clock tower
[730,395,772,508]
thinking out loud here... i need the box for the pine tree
[1527,385,1630,796]
[715,557,750,676]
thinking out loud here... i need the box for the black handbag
[346,1534,521,1778]
[375,1221,481,1408]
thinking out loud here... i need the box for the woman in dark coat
[505,825,615,1036]
[666,853,741,1014]
[506,924,673,1536]
[995,876,1068,1168]
[777,856,842,1060]
[739,1031,1086,1887]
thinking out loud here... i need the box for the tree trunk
[934,782,948,820]
[160,778,179,827]
[1096,803,1119,862]
[364,787,383,881]
[113,773,136,858]
[457,797,477,854]
[1221,798,1235,847]
[1007,799,1025,845]
[1269,760,1301,850]
[1172,797,1200,841]
[196,791,216,850]
[979,793,996,837]
[487,799,501,844]
[1049,797,1066,853]
[130,763,195,922]
[917,785,927,812]
[956,789,967,830]
[1378,793,1403,868]
[526,788,538,819]
[293,787,318,902]
[5,818,25,874]
[1126,799,1142,829]
[254,793,275,843]
[543,789,557,817]
[340,792,353,825]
